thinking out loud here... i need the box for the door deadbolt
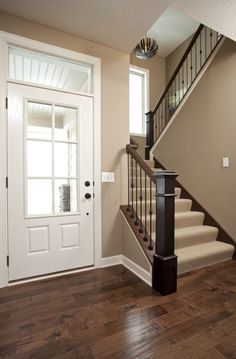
[85,181,90,187]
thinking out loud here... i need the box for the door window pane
[54,143,77,177]
[55,179,78,213]
[54,143,69,177]
[25,100,79,217]
[54,106,77,142]
[27,179,52,215]
[70,144,77,177]
[27,102,52,140]
[27,140,52,177]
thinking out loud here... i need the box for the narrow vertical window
[129,67,149,135]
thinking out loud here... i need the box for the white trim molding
[101,255,152,287]
[101,255,122,267]
[122,256,151,286]
[0,31,101,288]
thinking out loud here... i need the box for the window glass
[27,179,52,215]
[25,101,79,217]
[27,102,52,140]
[9,47,92,94]
[54,106,77,142]
[129,68,148,135]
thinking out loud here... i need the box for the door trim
[0,31,102,287]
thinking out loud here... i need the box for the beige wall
[155,39,236,243]
[130,52,166,111]
[122,216,151,272]
[166,35,192,83]
[130,135,146,159]
[0,12,129,258]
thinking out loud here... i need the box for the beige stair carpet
[130,159,234,274]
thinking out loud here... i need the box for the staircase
[121,145,235,295]
[122,25,235,295]
[145,159,234,275]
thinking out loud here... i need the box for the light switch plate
[102,172,115,182]
[223,157,229,168]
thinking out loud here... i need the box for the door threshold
[8,265,95,286]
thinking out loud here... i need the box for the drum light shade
[134,37,158,60]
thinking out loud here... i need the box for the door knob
[85,193,91,199]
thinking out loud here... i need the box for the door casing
[0,31,101,288]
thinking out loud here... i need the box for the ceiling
[147,7,199,57]
[0,0,168,53]
[0,0,235,55]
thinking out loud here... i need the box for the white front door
[8,83,94,281]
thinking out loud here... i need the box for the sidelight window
[129,66,149,135]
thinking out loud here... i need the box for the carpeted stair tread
[133,198,191,213]
[176,241,235,274]
[175,211,205,229]
[127,155,234,274]
[175,199,192,212]
[131,187,181,199]
[175,225,218,249]
[143,211,204,229]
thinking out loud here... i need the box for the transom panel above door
[8,83,94,281]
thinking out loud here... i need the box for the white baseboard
[101,255,122,267]
[122,256,151,286]
[101,254,152,286]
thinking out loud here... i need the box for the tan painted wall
[0,12,129,258]
[130,52,166,111]
[122,215,151,272]
[130,135,146,159]
[166,35,192,83]
[154,39,236,243]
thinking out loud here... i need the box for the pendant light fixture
[134,36,158,60]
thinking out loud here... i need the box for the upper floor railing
[145,24,224,159]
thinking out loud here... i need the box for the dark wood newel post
[145,111,154,160]
[152,170,178,295]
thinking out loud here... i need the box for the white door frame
[0,31,102,288]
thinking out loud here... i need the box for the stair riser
[132,199,192,213]
[175,213,204,229]
[142,212,204,229]
[178,249,234,275]
[175,200,192,212]
[130,187,181,199]
[175,229,218,249]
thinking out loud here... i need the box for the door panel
[8,83,94,281]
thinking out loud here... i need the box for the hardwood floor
[0,261,236,358]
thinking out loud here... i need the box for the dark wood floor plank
[0,261,235,359]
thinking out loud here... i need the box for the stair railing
[145,24,224,159]
[126,144,178,295]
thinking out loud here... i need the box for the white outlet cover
[223,157,229,168]
[101,172,115,182]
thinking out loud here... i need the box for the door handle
[85,193,91,199]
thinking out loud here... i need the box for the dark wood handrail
[153,24,204,114]
[126,144,154,180]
